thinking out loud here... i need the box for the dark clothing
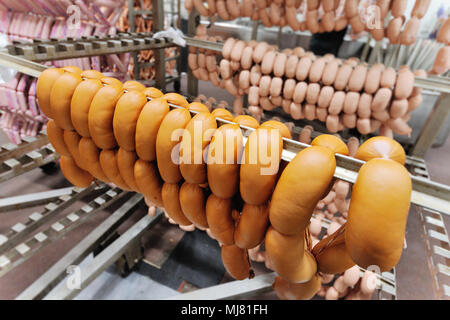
[309,26,348,56]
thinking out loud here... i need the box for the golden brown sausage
[134,159,164,207]
[206,194,235,244]
[156,108,192,183]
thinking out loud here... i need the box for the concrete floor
[0,77,448,300]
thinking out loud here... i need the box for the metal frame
[43,212,163,300]
[0,187,127,278]
[17,194,144,300]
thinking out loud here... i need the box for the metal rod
[170,272,276,300]
[187,9,199,97]
[0,188,127,278]
[411,93,450,157]
[44,212,162,300]
[153,0,166,91]
[0,187,74,213]
[0,133,48,164]
[16,194,144,300]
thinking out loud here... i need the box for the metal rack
[127,0,181,91]
[0,14,448,300]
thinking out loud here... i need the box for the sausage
[230,40,246,62]
[344,0,359,18]
[431,46,450,75]
[394,68,414,99]
[259,120,292,139]
[211,108,234,121]
[117,148,140,192]
[46,120,71,157]
[283,79,296,100]
[371,88,392,111]
[234,203,269,249]
[88,83,124,149]
[207,124,243,198]
[135,98,170,162]
[269,146,336,235]
[161,182,192,226]
[98,150,129,190]
[252,42,270,64]
[273,274,321,300]
[380,67,397,88]
[391,0,407,18]
[156,108,192,183]
[312,224,355,274]
[240,128,283,205]
[36,68,65,118]
[233,115,259,129]
[322,59,340,86]
[80,69,104,80]
[293,82,308,104]
[216,0,231,20]
[179,182,208,229]
[328,91,345,115]
[50,72,82,130]
[63,130,87,171]
[290,102,304,120]
[334,64,353,90]
[261,51,277,74]
[306,10,320,34]
[193,0,209,16]
[304,104,316,121]
[400,17,420,45]
[273,53,287,77]
[71,79,103,137]
[265,227,317,282]
[345,158,412,271]
[316,107,328,122]
[270,77,283,97]
[189,102,210,114]
[226,0,241,18]
[390,99,408,118]
[387,17,403,44]
[342,113,357,128]
[134,159,164,207]
[240,46,253,70]
[162,92,189,108]
[123,80,146,92]
[356,118,371,134]
[326,115,340,133]
[250,65,262,86]
[357,93,372,118]
[60,155,93,188]
[296,57,313,81]
[343,91,360,114]
[309,58,326,83]
[78,137,110,183]
[364,64,384,94]
[311,134,349,155]
[348,64,367,92]
[221,244,252,280]
[206,194,235,244]
[179,112,217,184]
[113,90,147,151]
[436,18,450,44]
[318,86,335,108]
[355,136,406,164]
